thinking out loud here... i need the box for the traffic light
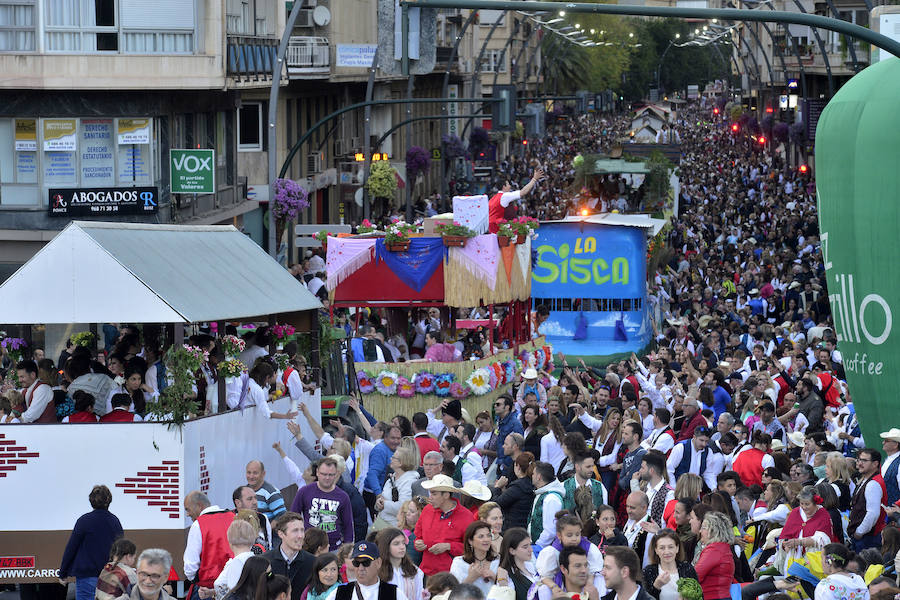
[492,85,517,132]
[799,164,809,174]
[758,135,767,145]
[522,140,528,146]
[713,107,720,115]
[731,123,739,133]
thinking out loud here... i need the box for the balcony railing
[286,36,330,76]
[227,35,278,82]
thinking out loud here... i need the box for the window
[0,116,157,207]
[226,0,274,36]
[42,0,195,54]
[238,103,263,151]
[480,48,507,73]
[479,9,504,26]
[0,0,35,51]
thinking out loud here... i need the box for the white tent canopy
[0,221,322,324]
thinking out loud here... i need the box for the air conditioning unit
[295,9,314,28]
[307,152,323,173]
[334,139,346,156]
[350,136,361,150]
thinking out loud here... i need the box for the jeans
[852,532,882,552]
[75,577,98,600]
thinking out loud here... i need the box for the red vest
[68,411,98,423]
[100,409,137,422]
[488,193,517,233]
[281,367,295,390]
[733,447,766,488]
[27,382,56,423]
[196,510,235,587]
[774,376,790,408]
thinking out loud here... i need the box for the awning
[555,213,668,236]
[0,221,322,324]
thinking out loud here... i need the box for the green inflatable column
[816,58,900,448]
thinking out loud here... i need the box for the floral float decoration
[374,370,400,395]
[357,370,375,394]
[450,382,469,399]
[414,371,436,394]
[397,377,416,398]
[219,358,247,380]
[220,334,245,358]
[466,368,493,396]
[434,373,454,397]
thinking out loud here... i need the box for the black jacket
[262,548,315,600]
[602,586,654,600]
[493,476,535,531]
[338,478,367,543]
[642,562,698,599]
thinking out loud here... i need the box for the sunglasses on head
[352,559,372,568]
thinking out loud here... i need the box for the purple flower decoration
[272,178,310,221]
[414,371,436,394]
[1,337,26,351]
[405,146,431,181]
[397,376,415,398]
[357,370,375,394]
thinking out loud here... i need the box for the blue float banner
[531,222,646,299]
[374,237,444,292]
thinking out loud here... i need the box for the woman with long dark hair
[642,529,698,600]
[520,404,548,458]
[254,573,290,600]
[495,527,537,600]
[375,527,424,600]
[299,553,339,600]
[449,520,499,596]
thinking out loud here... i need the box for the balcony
[227,35,279,84]
[286,36,330,78]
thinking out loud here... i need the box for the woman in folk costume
[778,485,838,571]
[487,167,544,233]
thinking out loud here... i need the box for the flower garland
[352,345,552,398]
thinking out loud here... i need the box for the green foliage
[71,331,96,348]
[148,345,206,427]
[644,150,675,211]
[365,161,397,199]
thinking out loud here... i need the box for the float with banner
[531,215,666,364]
[325,224,539,420]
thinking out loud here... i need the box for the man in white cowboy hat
[880,428,900,505]
[516,367,547,407]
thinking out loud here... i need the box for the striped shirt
[255,481,286,521]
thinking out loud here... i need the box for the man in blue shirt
[363,424,402,517]
[494,394,523,471]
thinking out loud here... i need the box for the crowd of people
[13,100,900,600]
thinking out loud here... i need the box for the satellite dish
[312,6,331,26]
[354,187,364,207]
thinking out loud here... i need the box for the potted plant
[356,218,377,234]
[314,230,329,250]
[385,219,415,251]
[497,220,515,247]
[510,216,539,243]
[435,221,475,247]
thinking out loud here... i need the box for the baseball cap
[350,541,379,561]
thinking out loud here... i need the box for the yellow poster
[42,119,77,151]
[117,118,151,144]
[15,119,37,151]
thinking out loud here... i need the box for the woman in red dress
[779,485,837,564]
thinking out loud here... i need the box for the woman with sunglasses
[298,554,339,600]
[375,528,424,600]
[449,520,500,596]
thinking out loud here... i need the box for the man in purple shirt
[290,456,354,550]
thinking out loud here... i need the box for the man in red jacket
[183,491,234,600]
[676,397,706,442]
[413,475,474,575]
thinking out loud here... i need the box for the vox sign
[170,149,215,194]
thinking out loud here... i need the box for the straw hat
[460,408,472,423]
[460,480,492,501]
[421,474,459,493]
[523,367,539,380]
[770,438,785,452]
[881,428,900,444]
[787,431,805,448]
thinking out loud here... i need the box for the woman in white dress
[450,520,501,597]
[376,527,425,600]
